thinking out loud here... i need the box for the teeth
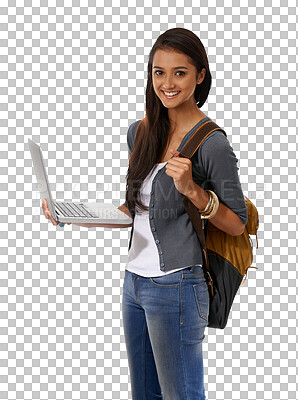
[163,91,180,96]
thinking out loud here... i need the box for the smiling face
[152,48,206,111]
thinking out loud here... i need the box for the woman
[43,28,248,400]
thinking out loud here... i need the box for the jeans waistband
[184,264,203,273]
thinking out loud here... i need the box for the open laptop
[28,138,132,225]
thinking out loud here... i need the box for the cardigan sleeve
[124,120,142,210]
[127,123,134,158]
[126,119,142,158]
[197,130,248,225]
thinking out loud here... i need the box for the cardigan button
[155,239,160,244]
[161,263,165,267]
[152,227,156,231]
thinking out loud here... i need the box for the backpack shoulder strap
[133,119,225,158]
[179,120,226,159]
[178,119,227,297]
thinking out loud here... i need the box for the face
[152,48,206,110]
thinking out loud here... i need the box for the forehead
[153,49,193,68]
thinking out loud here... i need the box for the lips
[161,90,181,99]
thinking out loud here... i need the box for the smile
[161,90,181,99]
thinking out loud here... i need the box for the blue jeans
[122,264,209,400]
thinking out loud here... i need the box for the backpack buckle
[204,270,214,297]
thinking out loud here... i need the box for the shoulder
[127,119,143,150]
[197,129,238,164]
[129,119,142,132]
[200,128,230,149]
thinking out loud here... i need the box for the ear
[197,68,206,85]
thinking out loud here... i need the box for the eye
[154,70,186,76]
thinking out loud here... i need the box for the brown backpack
[179,120,259,329]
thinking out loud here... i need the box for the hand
[41,199,71,226]
[165,149,197,197]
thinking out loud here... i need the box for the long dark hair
[125,27,212,214]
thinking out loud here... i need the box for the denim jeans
[122,264,209,400]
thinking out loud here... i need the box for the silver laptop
[28,138,132,225]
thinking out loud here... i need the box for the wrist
[186,182,210,212]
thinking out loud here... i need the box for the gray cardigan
[124,116,248,273]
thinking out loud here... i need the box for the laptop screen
[28,139,58,221]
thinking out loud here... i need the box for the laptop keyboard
[54,202,98,218]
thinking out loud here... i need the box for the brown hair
[125,27,212,214]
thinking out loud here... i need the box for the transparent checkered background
[0,0,297,399]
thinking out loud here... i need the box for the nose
[162,75,175,90]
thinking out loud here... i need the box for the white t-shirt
[125,162,193,277]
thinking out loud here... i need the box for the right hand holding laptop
[42,199,71,226]
[41,199,131,229]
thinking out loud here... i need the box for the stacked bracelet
[200,190,219,220]
[199,191,213,214]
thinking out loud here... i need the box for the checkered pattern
[1,1,297,399]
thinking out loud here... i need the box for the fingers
[42,199,71,226]
[50,216,60,226]
[47,211,59,225]
[167,157,191,166]
[166,160,190,174]
[169,149,180,157]
[42,199,50,219]
[165,164,180,173]
[41,198,59,225]
[42,198,47,213]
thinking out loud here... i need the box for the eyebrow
[153,66,188,70]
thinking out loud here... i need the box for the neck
[168,107,207,136]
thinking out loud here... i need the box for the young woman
[43,28,247,400]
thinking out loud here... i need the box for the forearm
[186,183,245,236]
